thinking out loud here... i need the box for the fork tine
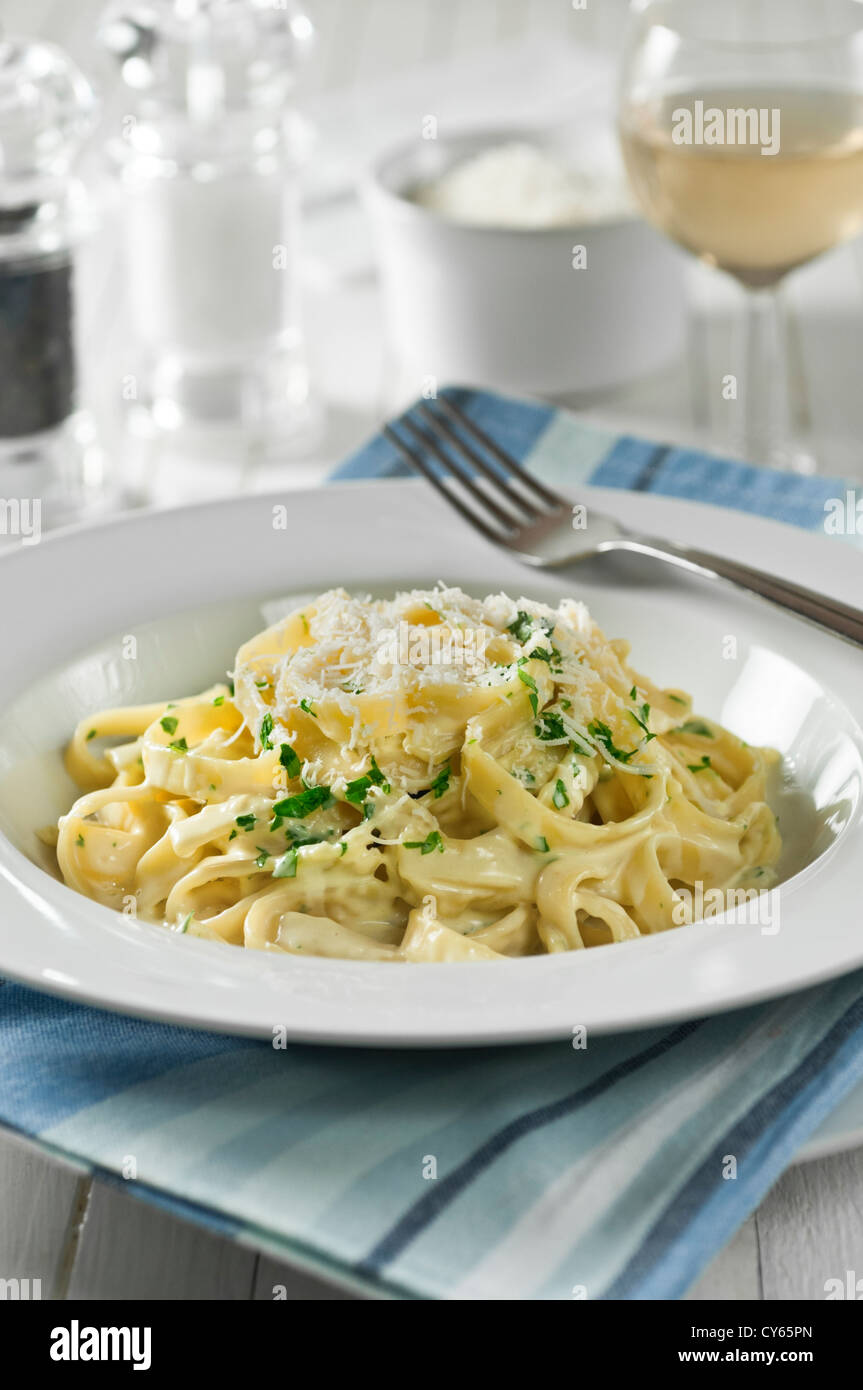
[382,424,513,546]
[397,415,525,532]
[416,402,545,522]
[436,394,566,510]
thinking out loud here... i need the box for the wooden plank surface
[0,1131,90,1300]
[757,1149,863,1302]
[65,1182,258,1301]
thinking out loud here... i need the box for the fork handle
[614,537,863,649]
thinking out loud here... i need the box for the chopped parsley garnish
[345,755,391,810]
[517,667,539,716]
[273,848,298,879]
[529,645,562,674]
[300,698,317,718]
[668,694,687,706]
[508,610,553,644]
[75,833,85,847]
[175,913,193,934]
[168,737,189,754]
[368,755,390,791]
[236,813,256,830]
[553,779,569,809]
[255,847,271,867]
[254,679,268,689]
[560,698,572,711]
[587,720,635,764]
[279,743,301,778]
[629,700,655,743]
[345,775,372,806]
[536,836,550,852]
[86,729,97,741]
[687,756,713,773]
[534,710,588,756]
[160,715,178,735]
[404,830,444,855]
[213,694,225,706]
[339,842,347,857]
[678,719,714,738]
[508,611,534,643]
[429,764,450,799]
[408,763,450,800]
[272,785,332,818]
[535,711,567,741]
[228,829,238,840]
[285,826,326,849]
[259,713,274,750]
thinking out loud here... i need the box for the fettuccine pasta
[54,586,781,961]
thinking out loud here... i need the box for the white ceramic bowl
[363,127,688,395]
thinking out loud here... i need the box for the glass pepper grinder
[0,37,103,537]
[99,0,317,467]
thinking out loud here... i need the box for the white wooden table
[2,0,863,1300]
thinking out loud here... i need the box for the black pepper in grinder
[0,37,102,537]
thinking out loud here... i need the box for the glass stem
[738,283,814,473]
[742,287,782,465]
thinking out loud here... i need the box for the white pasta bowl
[0,479,861,1046]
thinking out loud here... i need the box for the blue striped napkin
[2,387,862,1301]
[334,387,863,545]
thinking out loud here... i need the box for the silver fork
[382,395,863,650]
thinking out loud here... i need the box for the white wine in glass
[619,0,863,468]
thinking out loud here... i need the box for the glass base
[0,412,108,540]
[135,347,318,447]
[121,358,324,509]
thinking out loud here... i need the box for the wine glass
[618,0,863,471]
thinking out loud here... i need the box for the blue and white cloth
[2,388,862,1300]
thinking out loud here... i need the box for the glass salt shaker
[0,38,102,538]
[99,0,317,464]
